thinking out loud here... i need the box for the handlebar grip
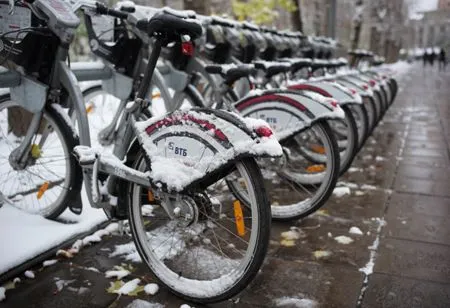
[96,2,128,19]
[120,6,136,13]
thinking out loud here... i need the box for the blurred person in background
[429,49,436,66]
[439,48,446,71]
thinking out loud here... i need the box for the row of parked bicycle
[0,0,397,303]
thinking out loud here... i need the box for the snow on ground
[332,186,351,197]
[385,61,412,76]
[334,235,354,244]
[114,278,141,295]
[126,299,165,308]
[0,287,5,301]
[0,188,107,275]
[349,227,363,235]
[144,283,159,295]
[274,296,318,307]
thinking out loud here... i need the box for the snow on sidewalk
[0,189,107,275]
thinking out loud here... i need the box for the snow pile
[334,235,354,244]
[144,283,159,295]
[114,278,141,295]
[0,193,107,275]
[43,260,58,267]
[0,287,6,302]
[126,300,164,308]
[349,227,363,235]
[24,270,35,279]
[385,61,412,76]
[105,268,130,279]
[332,187,351,197]
[274,296,318,307]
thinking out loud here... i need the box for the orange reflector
[147,190,155,202]
[152,92,161,99]
[311,144,326,154]
[86,104,94,114]
[306,164,326,173]
[233,200,246,237]
[37,182,49,199]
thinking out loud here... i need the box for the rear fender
[234,89,345,142]
[288,81,363,105]
[133,108,282,191]
[335,78,374,98]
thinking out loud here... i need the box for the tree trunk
[350,0,363,51]
[350,0,363,66]
[183,0,210,15]
[290,0,303,32]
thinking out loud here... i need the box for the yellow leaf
[280,239,296,247]
[3,281,16,290]
[316,209,329,216]
[313,250,332,259]
[106,280,124,294]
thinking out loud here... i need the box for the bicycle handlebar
[95,2,129,19]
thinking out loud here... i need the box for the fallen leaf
[280,239,296,247]
[313,250,332,259]
[106,280,124,294]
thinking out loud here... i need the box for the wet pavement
[2,64,450,307]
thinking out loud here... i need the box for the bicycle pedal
[73,146,96,165]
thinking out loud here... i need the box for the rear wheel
[127,150,271,303]
[348,103,369,150]
[267,121,340,220]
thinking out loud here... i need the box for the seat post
[136,39,163,99]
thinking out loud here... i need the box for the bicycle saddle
[136,12,203,41]
[253,60,291,77]
[205,64,255,84]
[279,58,312,72]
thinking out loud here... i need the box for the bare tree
[350,0,364,50]
[183,0,210,15]
[290,0,303,32]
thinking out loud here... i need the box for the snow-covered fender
[333,77,374,98]
[133,108,282,191]
[288,81,363,106]
[233,89,345,142]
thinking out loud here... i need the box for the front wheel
[0,95,82,219]
[127,151,271,303]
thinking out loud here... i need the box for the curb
[0,220,110,285]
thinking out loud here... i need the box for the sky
[411,0,438,13]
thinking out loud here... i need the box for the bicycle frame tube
[55,47,97,207]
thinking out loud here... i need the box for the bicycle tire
[0,95,82,219]
[127,149,271,303]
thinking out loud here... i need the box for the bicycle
[0,0,283,303]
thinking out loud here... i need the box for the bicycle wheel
[0,95,82,219]
[127,150,271,303]
[347,103,369,150]
[265,120,340,220]
[299,106,357,175]
[216,90,340,220]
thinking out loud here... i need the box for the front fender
[133,108,282,191]
[234,89,345,142]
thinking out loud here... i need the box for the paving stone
[375,238,450,284]
[393,177,450,197]
[404,140,448,150]
[237,257,363,308]
[402,148,448,159]
[362,273,450,308]
[396,164,450,181]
